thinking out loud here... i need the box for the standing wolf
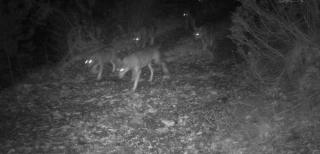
[85,47,120,80]
[133,24,157,48]
[194,24,214,52]
[117,44,169,92]
[183,9,196,31]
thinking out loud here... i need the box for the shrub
[229,0,320,91]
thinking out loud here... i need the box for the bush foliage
[230,0,320,91]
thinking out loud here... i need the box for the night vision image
[0,0,319,153]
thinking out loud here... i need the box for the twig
[273,91,320,118]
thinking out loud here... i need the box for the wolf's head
[133,32,141,45]
[117,58,130,79]
[193,24,213,40]
[183,9,189,17]
[85,57,95,68]
[193,26,203,40]
[133,26,146,46]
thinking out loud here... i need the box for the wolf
[85,47,120,80]
[183,9,196,30]
[193,24,214,52]
[133,24,157,48]
[117,44,169,92]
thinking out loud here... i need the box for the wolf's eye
[195,33,199,36]
[119,68,124,71]
[85,60,92,64]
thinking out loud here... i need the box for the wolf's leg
[150,37,154,45]
[110,62,115,72]
[161,62,169,74]
[131,70,137,81]
[90,65,99,74]
[142,39,146,48]
[210,34,213,47]
[148,63,154,82]
[97,63,103,80]
[154,52,169,75]
[132,69,141,91]
[201,39,206,51]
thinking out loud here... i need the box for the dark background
[0,0,240,90]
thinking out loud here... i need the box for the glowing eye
[196,33,199,36]
[119,68,124,71]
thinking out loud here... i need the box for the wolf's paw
[162,75,170,79]
[139,78,145,82]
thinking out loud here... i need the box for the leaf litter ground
[1,27,319,154]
